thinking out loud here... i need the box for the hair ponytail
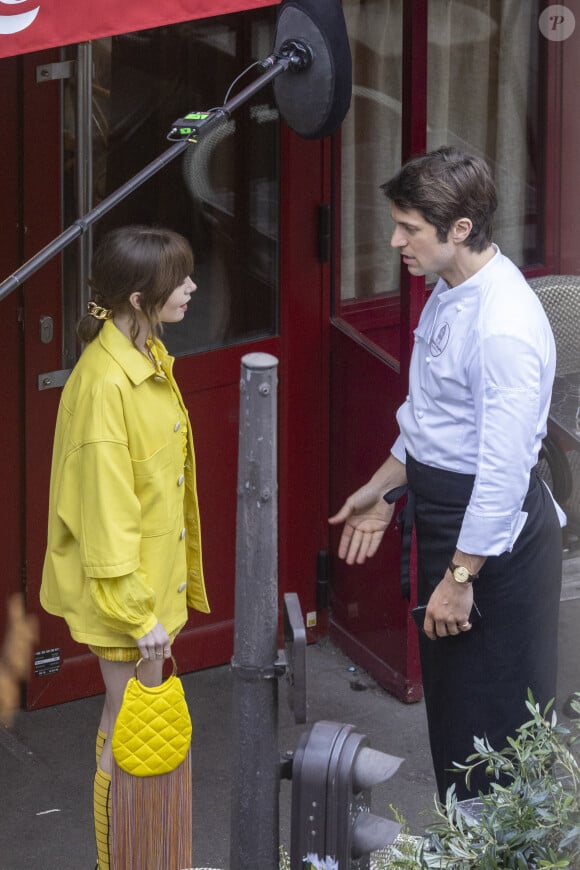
[77,311,106,344]
[76,225,193,348]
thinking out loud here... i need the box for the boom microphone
[0,0,353,302]
[271,0,352,139]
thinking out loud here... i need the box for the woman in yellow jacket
[41,225,210,869]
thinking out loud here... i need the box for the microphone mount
[275,39,313,72]
[167,38,312,142]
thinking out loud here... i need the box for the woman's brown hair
[77,225,194,344]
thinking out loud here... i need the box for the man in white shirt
[330,147,563,800]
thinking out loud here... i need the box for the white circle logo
[0,0,40,35]
[539,5,576,41]
[430,323,450,357]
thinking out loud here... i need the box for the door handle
[39,315,54,344]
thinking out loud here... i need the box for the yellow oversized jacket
[41,320,210,648]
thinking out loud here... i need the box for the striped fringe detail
[111,750,192,870]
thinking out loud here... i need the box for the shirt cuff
[457,508,528,556]
[390,434,406,464]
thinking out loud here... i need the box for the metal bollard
[230,353,280,870]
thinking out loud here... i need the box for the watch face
[454,566,470,583]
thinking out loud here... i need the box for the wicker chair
[527,275,580,377]
[529,275,580,550]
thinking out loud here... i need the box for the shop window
[62,9,279,363]
[336,0,545,359]
[427,0,543,269]
[340,0,403,304]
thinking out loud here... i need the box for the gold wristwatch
[448,560,479,584]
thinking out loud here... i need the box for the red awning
[0,0,277,60]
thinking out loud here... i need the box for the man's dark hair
[381,146,497,252]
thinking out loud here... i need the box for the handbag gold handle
[134,654,178,683]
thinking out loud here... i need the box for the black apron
[406,453,562,801]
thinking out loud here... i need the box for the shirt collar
[98,320,173,386]
[437,244,501,299]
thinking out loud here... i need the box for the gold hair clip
[87,300,112,320]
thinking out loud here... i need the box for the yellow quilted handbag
[112,656,192,777]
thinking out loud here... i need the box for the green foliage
[279,844,291,870]
[389,692,580,870]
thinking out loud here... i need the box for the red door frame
[19,50,98,707]
[327,1,428,703]
[0,56,24,642]
[278,133,332,634]
[556,0,580,274]
[9,41,330,707]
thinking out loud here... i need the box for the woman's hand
[136,621,171,660]
[329,490,395,565]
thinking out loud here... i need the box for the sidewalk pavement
[1,556,579,870]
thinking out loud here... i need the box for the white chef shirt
[391,246,562,556]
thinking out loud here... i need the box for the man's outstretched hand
[329,491,395,565]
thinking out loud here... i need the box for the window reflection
[340,0,403,302]
[340,0,544,311]
[63,10,279,359]
[427,0,543,268]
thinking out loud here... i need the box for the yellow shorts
[88,627,182,662]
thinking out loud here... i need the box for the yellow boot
[95,729,107,768]
[94,767,111,870]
